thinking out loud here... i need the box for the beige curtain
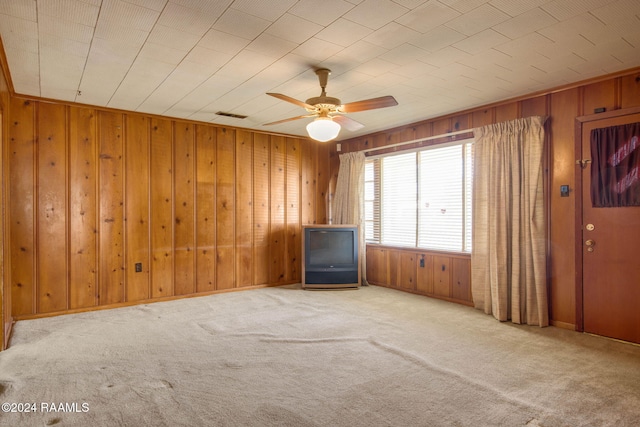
[471,116,548,326]
[332,151,367,285]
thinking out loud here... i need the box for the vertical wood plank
[414,121,433,140]
[451,113,470,131]
[340,139,356,154]
[471,108,495,128]
[451,258,471,302]
[270,135,286,283]
[301,139,317,225]
[150,118,173,298]
[98,111,125,305]
[549,88,579,326]
[124,115,150,302]
[236,130,253,288]
[432,118,451,135]
[620,73,640,108]
[195,125,216,292]
[387,127,416,146]
[582,80,618,114]
[399,252,416,291]
[353,137,369,152]
[495,102,519,123]
[253,133,270,285]
[37,102,68,313]
[521,95,548,118]
[286,138,301,282]
[365,246,376,283]
[371,133,390,151]
[388,250,399,288]
[366,247,387,285]
[416,254,434,294]
[317,141,330,224]
[216,128,235,290]
[433,256,450,297]
[174,122,195,296]
[69,107,98,309]
[9,98,36,316]
[0,91,5,347]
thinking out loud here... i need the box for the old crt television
[302,225,360,289]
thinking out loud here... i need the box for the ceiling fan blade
[333,115,364,131]
[267,93,315,110]
[263,114,314,126]
[340,95,398,113]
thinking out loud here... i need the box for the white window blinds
[364,160,380,242]
[365,139,473,253]
[418,145,463,251]
[381,152,417,247]
[464,142,473,252]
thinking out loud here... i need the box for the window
[381,152,417,247]
[363,159,380,242]
[364,139,473,253]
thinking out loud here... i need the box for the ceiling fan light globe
[306,117,341,142]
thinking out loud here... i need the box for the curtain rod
[360,128,473,154]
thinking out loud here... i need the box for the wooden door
[581,112,640,344]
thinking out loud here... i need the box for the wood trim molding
[574,118,584,332]
[576,105,640,123]
[0,36,15,96]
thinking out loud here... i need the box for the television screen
[308,230,354,265]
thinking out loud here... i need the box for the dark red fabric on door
[590,122,640,207]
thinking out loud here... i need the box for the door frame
[574,105,640,332]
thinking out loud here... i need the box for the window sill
[365,243,471,259]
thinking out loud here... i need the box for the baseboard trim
[550,320,576,330]
[3,319,14,350]
[367,282,474,307]
[13,282,296,322]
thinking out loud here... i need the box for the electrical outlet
[135,263,142,273]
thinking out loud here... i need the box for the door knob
[585,239,595,252]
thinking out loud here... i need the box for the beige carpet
[1,285,639,427]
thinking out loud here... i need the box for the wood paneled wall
[367,246,472,306]
[6,98,329,319]
[0,46,10,349]
[339,67,640,330]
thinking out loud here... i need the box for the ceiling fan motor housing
[306,69,341,108]
[305,96,341,108]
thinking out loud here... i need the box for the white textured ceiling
[1,0,639,140]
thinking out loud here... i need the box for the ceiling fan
[264,68,398,142]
